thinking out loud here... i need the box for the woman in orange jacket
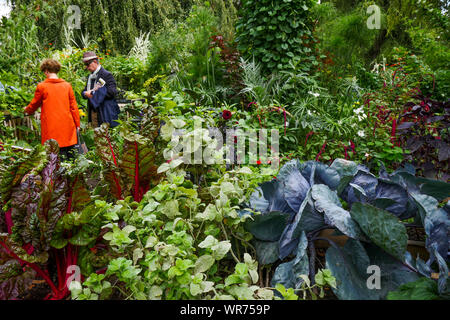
[25,59,81,159]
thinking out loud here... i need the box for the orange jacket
[25,78,81,148]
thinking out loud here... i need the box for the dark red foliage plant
[396,95,450,180]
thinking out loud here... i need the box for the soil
[406,226,426,242]
[17,280,51,300]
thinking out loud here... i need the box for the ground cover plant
[0,0,448,301]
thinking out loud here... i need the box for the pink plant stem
[0,240,59,297]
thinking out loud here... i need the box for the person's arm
[69,85,81,129]
[24,84,43,115]
[81,81,92,99]
[103,71,117,100]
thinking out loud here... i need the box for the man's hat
[82,51,98,63]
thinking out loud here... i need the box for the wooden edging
[314,229,430,260]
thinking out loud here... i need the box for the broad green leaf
[244,211,291,241]
[194,255,215,273]
[350,203,407,260]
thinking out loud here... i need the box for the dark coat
[81,66,119,125]
[89,86,120,128]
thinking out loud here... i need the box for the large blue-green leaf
[365,243,421,298]
[311,184,365,240]
[248,180,294,215]
[394,172,450,202]
[350,203,408,261]
[342,171,378,205]
[276,159,301,183]
[299,161,341,190]
[329,159,359,194]
[282,168,310,213]
[244,211,291,241]
[325,239,378,300]
[326,240,420,300]
[278,189,325,259]
[429,243,449,295]
[253,240,279,265]
[410,193,449,260]
[404,251,432,278]
[374,180,413,220]
[271,232,309,290]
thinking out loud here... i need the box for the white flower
[365,153,370,157]
[357,130,365,137]
[354,107,364,115]
[308,91,320,98]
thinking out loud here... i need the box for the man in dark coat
[81,51,120,127]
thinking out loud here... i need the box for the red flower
[222,110,232,120]
[256,159,262,165]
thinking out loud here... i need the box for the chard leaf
[0,254,37,300]
[120,132,161,202]
[94,124,125,200]
[350,203,408,260]
[0,145,47,203]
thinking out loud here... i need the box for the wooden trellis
[2,113,40,141]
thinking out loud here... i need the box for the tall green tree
[8,0,199,53]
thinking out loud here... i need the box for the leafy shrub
[396,95,449,180]
[236,0,318,75]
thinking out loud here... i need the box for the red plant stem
[391,118,397,145]
[5,208,13,234]
[349,140,356,155]
[305,131,314,146]
[105,135,123,199]
[66,176,78,214]
[316,140,327,161]
[0,240,59,297]
[134,141,140,202]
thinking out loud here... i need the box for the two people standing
[24,51,120,159]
